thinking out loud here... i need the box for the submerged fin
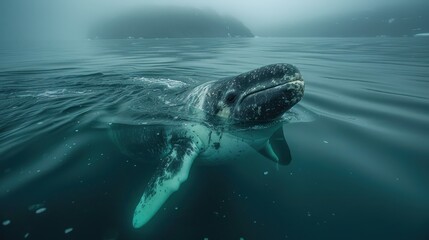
[257,127,292,165]
[132,132,202,228]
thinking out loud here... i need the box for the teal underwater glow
[1,38,429,239]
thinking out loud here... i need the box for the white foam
[135,77,187,89]
[18,89,94,98]
[37,89,67,97]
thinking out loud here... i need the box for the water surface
[1,38,428,239]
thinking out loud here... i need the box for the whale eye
[225,92,238,105]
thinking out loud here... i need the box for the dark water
[1,38,428,240]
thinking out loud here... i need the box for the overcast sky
[0,0,426,40]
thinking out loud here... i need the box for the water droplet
[35,207,47,214]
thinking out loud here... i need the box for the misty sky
[0,0,427,40]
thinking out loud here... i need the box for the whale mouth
[232,75,305,123]
[240,77,304,104]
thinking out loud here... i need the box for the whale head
[206,63,304,125]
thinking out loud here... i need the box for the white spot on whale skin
[216,107,231,118]
[2,219,11,226]
[323,140,329,144]
[24,233,30,238]
[64,227,73,234]
[263,171,269,175]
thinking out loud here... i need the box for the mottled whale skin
[111,64,305,228]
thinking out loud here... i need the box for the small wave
[17,89,95,98]
[133,77,188,89]
[37,89,67,97]
[282,104,318,124]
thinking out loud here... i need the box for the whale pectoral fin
[257,127,292,165]
[132,133,202,228]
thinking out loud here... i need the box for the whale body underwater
[110,63,305,228]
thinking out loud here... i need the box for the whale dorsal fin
[132,131,202,228]
[257,127,292,165]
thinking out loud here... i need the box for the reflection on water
[1,38,429,239]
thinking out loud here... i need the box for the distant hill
[258,4,429,37]
[90,7,253,39]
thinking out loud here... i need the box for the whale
[110,63,305,228]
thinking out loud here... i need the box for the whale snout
[233,79,304,122]
[230,63,305,123]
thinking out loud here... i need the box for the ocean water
[0,38,428,240]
